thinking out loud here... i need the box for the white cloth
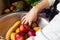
[48,0,55,7]
[35,13,60,40]
[35,30,48,40]
[57,3,60,12]
[42,13,60,40]
[35,3,60,40]
[35,14,60,40]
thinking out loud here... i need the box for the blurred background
[0,0,39,14]
[0,0,59,21]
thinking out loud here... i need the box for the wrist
[29,6,39,15]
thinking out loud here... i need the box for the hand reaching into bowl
[21,0,49,25]
[21,7,38,25]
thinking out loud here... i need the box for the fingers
[21,16,28,24]
[21,16,25,21]
[21,19,26,24]
[24,20,28,24]
[22,19,28,25]
[22,18,32,26]
[21,16,26,24]
[21,16,32,25]
[29,21,32,26]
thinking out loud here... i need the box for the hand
[21,7,38,25]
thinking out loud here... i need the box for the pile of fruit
[3,0,39,14]
[5,21,40,40]
[4,1,25,14]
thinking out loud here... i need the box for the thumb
[29,21,32,26]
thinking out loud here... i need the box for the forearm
[29,0,55,15]
[29,0,49,14]
[35,0,49,12]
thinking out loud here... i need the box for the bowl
[0,12,49,40]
